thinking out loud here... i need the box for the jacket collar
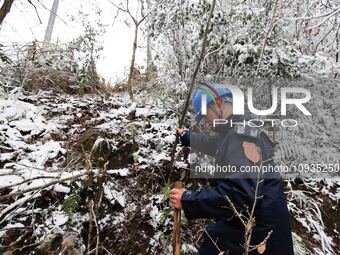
[213,114,250,134]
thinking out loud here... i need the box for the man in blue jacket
[169,83,294,255]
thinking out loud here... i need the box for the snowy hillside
[0,90,339,254]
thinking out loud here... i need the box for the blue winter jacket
[180,115,295,255]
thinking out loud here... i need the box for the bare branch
[110,0,138,25]
[0,0,14,25]
[249,230,273,252]
[307,6,340,30]
[289,5,340,21]
[1,175,57,190]
[314,23,337,53]
[0,171,91,202]
[36,0,68,25]
[110,0,128,13]
[137,13,148,26]
[225,195,247,227]
[224,148,273,255]
[255,0,280,76]
[27,0,42,24]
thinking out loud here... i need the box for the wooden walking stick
[168,0,217,180]
[172,181,182,255]
[170,1,217,254]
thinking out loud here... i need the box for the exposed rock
[35,233,63,255]
[61,237,81,255]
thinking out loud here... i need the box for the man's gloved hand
[169,187,187,209]
[175,128,184,134]
[176,128,190,146]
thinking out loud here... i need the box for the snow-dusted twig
[1,175,58,190]
[313,23,338,53]
[307,6,340,30]
[203,39,227,63]
[255,0,279,76]
[288,5,340,21]
[0,172,90,202]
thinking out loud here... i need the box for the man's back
[180,119,295,255]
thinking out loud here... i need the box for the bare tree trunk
[111,1,147,101]
[0,0,14,25]
[145,0,153,81]
[336,17,339,63]
[146,34,153,80]
[43,0,59,46]
[127,24,139,101]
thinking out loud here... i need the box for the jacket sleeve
[181,178,260,219]
[181,182,234,219]
[180,131,219,156]
[181,131,264,219]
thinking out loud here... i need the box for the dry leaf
[257,243,266,254]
